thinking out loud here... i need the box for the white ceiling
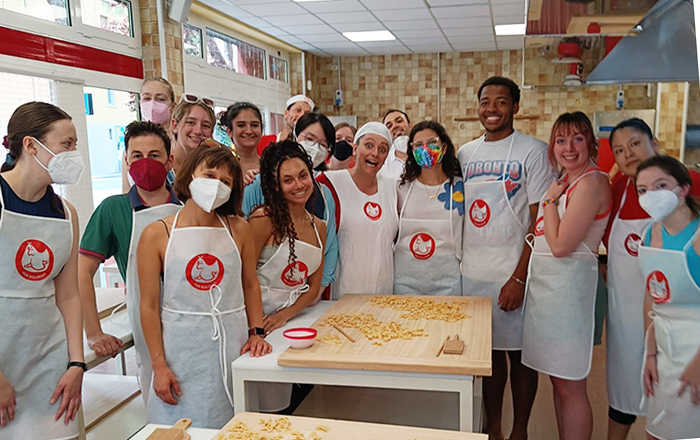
[197,0,527,56]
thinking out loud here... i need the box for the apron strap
[309,212,324,251]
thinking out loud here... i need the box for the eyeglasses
[410,138,442,149]
[199,137,240,159]
[180,93,215,109]
[298,132,330,150]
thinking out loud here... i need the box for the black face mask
[333,140,353,161]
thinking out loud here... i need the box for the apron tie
[261,283,310,315]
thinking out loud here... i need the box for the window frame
[205,27,267,81]
[183,23,204,59]
[268,54,289,83]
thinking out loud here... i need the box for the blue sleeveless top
[645,217,700,287]
[0,175,66,219]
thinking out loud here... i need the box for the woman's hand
[678,355,700,405]
[50,367,83,425]
[643,354,659,397]
[241,335,272,357]
[0,375,16,428]
[87,332,124,358]
[152,366,181,405]
[263,310,290,335]
[545,179,568,201]
[243,169,259,186]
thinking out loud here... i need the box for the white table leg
[77,405,87,440]
[458,378,474,432]
[116,351,126,375]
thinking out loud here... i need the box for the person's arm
[138,221,180,405]
[0,367,16,428]
[51,202,84,424]
[319,185,338,295]
[498,204,538,311]
[234,218,272,357]
[78,254,123,357]
[543,174,611,257]
[264,220,327,333]
[248,208,272,262]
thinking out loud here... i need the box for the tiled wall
[688,82,700,125]
[140,0,184,96]
[290,49,687,158]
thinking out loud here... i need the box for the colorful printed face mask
[412,140,444,169]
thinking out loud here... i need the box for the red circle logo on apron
[15,239,54,281]
[410,233,436,260]
[364,202,382,221]
[281,261,309,287]
[185,253,224,291]
[534,217,544,236]
[624,233,641,257]
[469,199,490,228]
[646,270,670,304]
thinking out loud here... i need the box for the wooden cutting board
[216,412,487,439]
[146,418,192,440]
[277,294,491,376]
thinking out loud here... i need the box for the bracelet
[510,275,526,286]
[646,352,657,358]
[542,198,558,208]
[67,361,88,372]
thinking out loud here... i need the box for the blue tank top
[0,175,66,219]
[646,217,700,287]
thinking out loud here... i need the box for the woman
[0,102,85,438]
[244,113,339,302]
[249,140,326,413]
[170,94,216,179]
[138,146,271,429]
[637,155,700,440]
[522,112,612,440]
[395,121,463,296]
[328,122,356,170]
[317,122,398,298]
[220,102,263,175]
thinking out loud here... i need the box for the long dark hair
[637,155,699,218]
[255,140,316,263]
[219,101,263,131]
[609,117,654,145]
[401,120,462,185]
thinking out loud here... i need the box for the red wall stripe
[0,26,143,79]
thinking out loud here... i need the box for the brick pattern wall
[290,52,321,110]
[656,82,687,158]
[140,0,184,96]
[289,49,686,158]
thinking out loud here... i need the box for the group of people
[0,74,698,440]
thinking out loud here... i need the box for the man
[257,94,315,156]
[79,121,182,402]
[379,109,412,179]
[458,77,556,440]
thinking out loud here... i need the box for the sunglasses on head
[199,137,240,159]
[180,93,215,108]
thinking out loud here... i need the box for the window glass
[183,23,203,58]
[206,28,265,80]
[80,0,133,37]
[1,0,70,25]
[269,55,288,83]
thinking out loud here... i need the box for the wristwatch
[249,327,266,338]
[67,361,88,372]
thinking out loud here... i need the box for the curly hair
[255,140,316,264]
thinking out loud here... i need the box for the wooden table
[131,412,487,440]
[231,297,491,432]
[278,294,491,376]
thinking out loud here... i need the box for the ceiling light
[293,0,339,2]
[495,23,526,36]
[343,30,395,42]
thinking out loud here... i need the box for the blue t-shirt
[0,175,65,219]
[646,217,700,287]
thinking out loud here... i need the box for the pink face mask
[140,100,171,125]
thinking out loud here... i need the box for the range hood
[586,0,698,84]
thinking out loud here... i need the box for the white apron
[255,217,323,412]
[462,133,527,349]
[0,190,77,440]
[325,170,398,299]
[394,180,462,296]
[126,202,182,405]
[522,171,603,380]
[606,179,650,415]
[146,211,247,429]
[638,224,700,440]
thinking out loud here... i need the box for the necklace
[421,181,442,199]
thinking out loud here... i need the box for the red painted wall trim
[0,26,143,79]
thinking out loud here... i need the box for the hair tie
[5,152,15,166]
[1,135,8,149]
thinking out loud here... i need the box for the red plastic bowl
[283,328,317,349]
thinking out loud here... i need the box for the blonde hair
[171,100,217,139]
[141,76,175,103]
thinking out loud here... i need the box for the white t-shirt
[457,130,555,228]
[378,146,405,180]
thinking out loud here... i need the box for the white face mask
[393,135,409,154]
[189,177,231,213]
[638,187,682,222]
[32,137,85,185]
[298,139,328,168]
